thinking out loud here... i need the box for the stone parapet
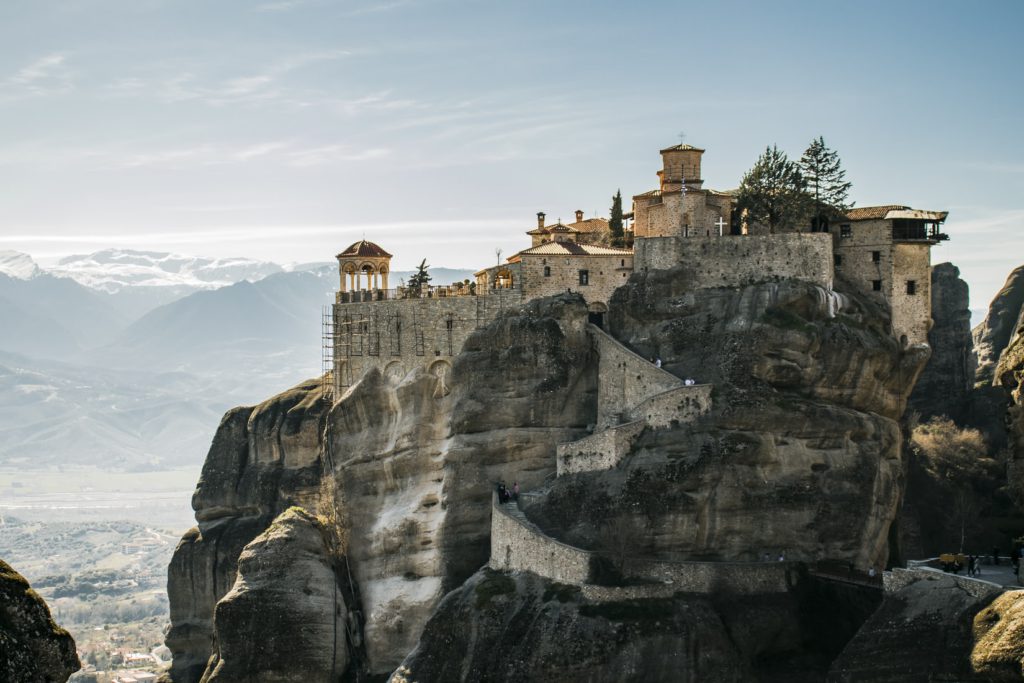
[591,324,684,430]
[627,384,712,429]
[634,234,834,290]
[490,495,795,595]
[490,494,592,585]
[884,567,1004,599]
[556,420,646,476]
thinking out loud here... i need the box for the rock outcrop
[970,265,1024,447]
[524,273,924,570]
[165,295,596,680]
[200,507,347,682]
[998,298,1024,508]
[168,264,930,681]
[0,559,79,683]
[829,571,1019,682]
[909,262,975,422]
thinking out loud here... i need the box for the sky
[0,0,1022,315]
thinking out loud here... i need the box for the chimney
[575,210,584,223]
[537,212,546,229]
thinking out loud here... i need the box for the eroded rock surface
[973,590,1024,680]
[909,262,975,422]
[525,273,923,570]
[393,568,879,683]
[829,572,1003,682]
[166,295,596,680]
[0,559,79,683]
[201,507,347,682]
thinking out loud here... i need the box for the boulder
[0,559,79,683]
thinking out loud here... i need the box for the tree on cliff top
[800,136,852,230]
[407,259,431,293]
[736,145,810,233]
[609,190,625,247]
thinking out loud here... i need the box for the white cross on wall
[715,216,727,236]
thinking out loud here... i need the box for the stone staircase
[555,324,712,476]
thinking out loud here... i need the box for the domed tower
[336,239,393,293]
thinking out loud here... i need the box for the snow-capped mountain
[50,249,285,293]
[0,251,41,280]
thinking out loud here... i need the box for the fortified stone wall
[556,420,646,476]
[490,495,591,585]
[629,384,712,429]
[332,289,525,389]
[891,242,933,345]
[592,325,684,429]
[490,497,794,595]
[634,234,834,290]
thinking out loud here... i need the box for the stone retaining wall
[556,420,645,476]
[884,567,1004,599]
[490,496,795,596]
[592,325,683,430]
[489,496,592,585]
[635,234,833,290]
[628,384,712,429]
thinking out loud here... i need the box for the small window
[872,280,882,291]
[840,224,852,238]
[621,259,625,267]
[579,270,589,286]
[872,251,881,263]
[906,280,917,295]
[445,318,454,331]
[834,254,843,267]
[543,266,551,277]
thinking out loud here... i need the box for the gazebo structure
[336,240,392,294]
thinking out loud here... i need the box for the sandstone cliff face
[909,262,974,422]
[970,265,1024,447]
[0,559,79,683]
[393,567,879,683]
[166,296,595,680]
[201,508,347,683]
[830,572,1024,682]
[997,300,1024,508]
[525,273,923,570]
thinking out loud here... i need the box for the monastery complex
[325,143,949,397]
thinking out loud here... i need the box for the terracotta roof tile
[844,205,910,221]
[336,240,392,259]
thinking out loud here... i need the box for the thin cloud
[0,53,73,98]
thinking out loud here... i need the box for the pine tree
[608,189,625,247]
[736,145,810,233]
[799,136,853,231]
[407,259,431,293]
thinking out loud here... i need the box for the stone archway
[428,360,452,398]
[384,361,405,384]
[494,268,514,289]
[588,301,608,329]
[336,240,392,292]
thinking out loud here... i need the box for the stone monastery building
[326,143,948,397]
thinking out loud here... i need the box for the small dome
[336,240,392,259]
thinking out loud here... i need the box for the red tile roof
[336,240,392,259]
[844,206,910,221]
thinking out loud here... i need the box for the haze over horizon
[2,0,1022,309]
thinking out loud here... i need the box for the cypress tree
[608,190,624,247]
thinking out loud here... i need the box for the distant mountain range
[0,249,476,471]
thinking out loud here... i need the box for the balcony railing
[336,283,517,304]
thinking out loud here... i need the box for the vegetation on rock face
[907,416,1010,553]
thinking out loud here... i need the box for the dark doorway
[588,312,604,328]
